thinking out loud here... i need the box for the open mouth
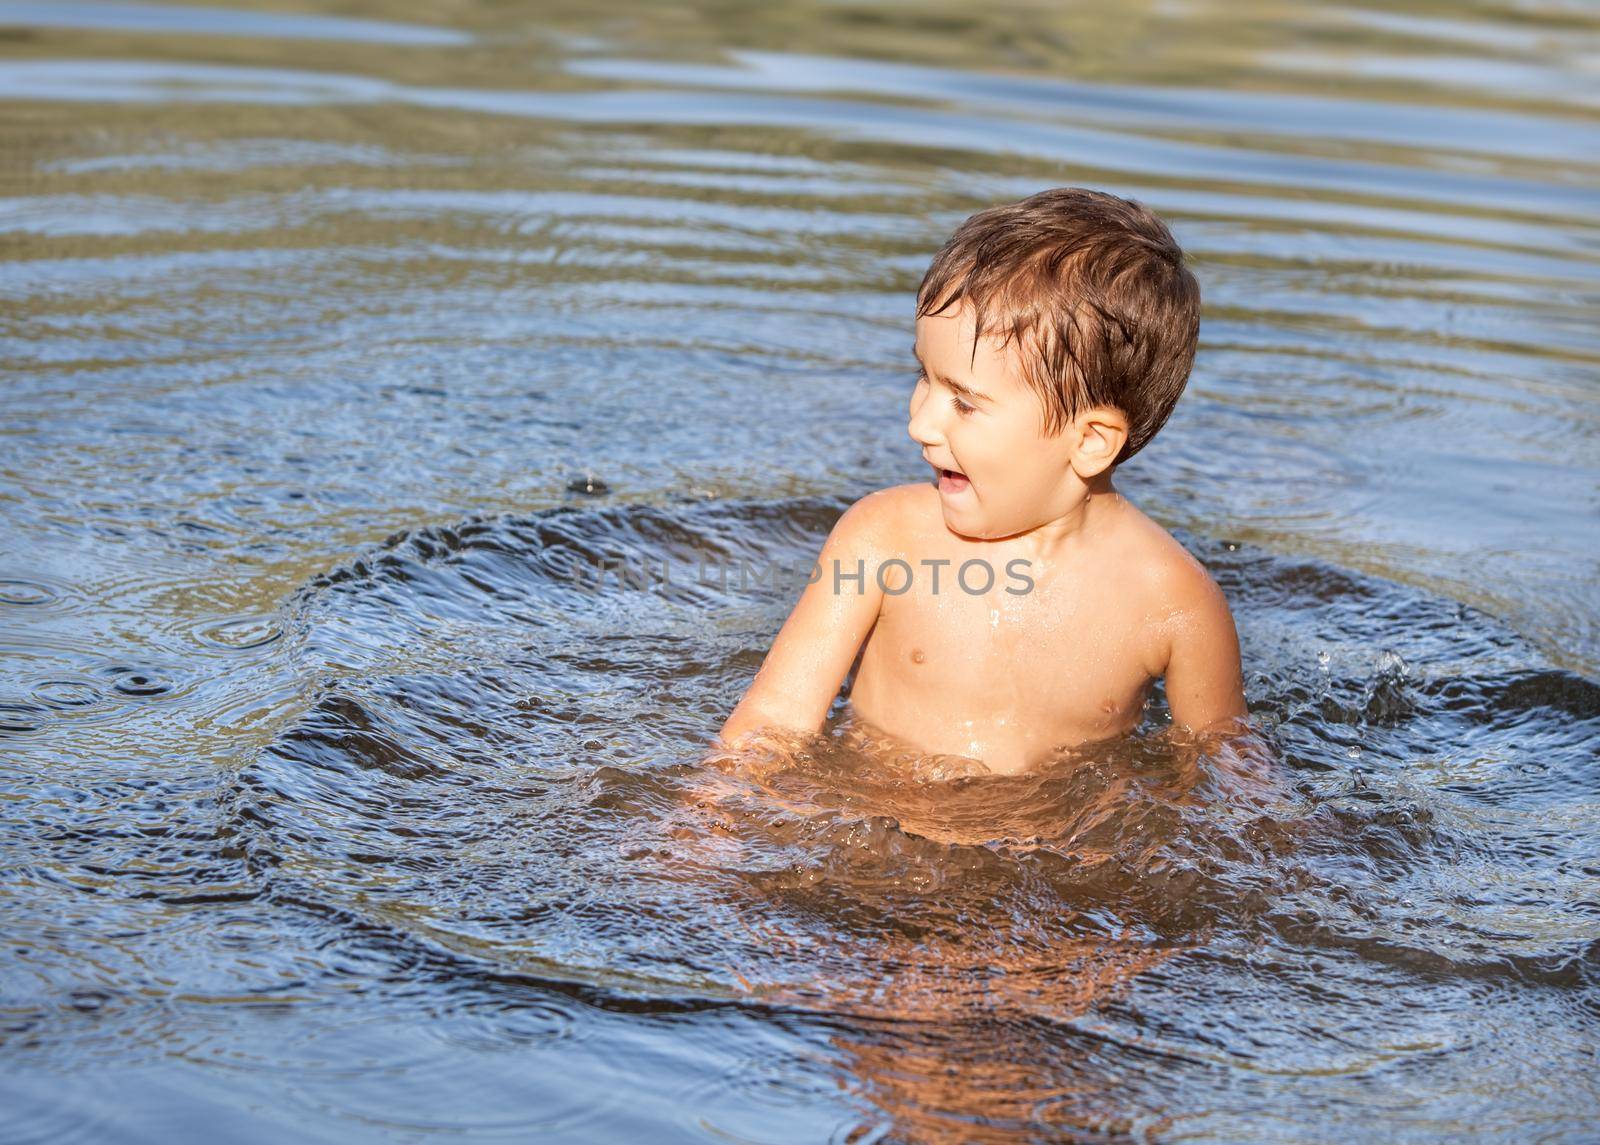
[935,466,971,493]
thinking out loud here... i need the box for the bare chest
[849,562,1160,759]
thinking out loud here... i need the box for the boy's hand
[671,727,814,860]
[716,490,895,746]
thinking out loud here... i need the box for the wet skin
[845,481,1201,773]
[719,300,1248,774]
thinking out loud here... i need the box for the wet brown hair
[917,187,1201,465]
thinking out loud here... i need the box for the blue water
[1,1,1597,1140]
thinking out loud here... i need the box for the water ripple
[4,1,1598,1136]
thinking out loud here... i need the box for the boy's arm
[1160,571,1295,802]
[716,491,894,748]
[1161,567,1249,735]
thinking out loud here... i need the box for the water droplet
[1377,650,1408,676]
[198,616,282,650]
[31,679,101,710]
[0,703,45,734]
[567,475,610,496]
[104,666,174,697]
[0,579,58,606]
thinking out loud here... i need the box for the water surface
[2,1,1598,1140]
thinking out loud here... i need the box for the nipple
[910,648,926,664]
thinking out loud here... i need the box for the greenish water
[2,2,1597,1141]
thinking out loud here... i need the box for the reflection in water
[2,0,1598,1138]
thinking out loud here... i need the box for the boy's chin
[938,502,995,540]
[941,503,1047,543]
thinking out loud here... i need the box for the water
[2,1,1597,1140]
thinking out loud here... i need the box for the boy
[717,187,1248,776]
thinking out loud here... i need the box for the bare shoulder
[1114,503,1249,728]
[1112,500,1236,669]
[1107,499,1207,585]
[832,482,936,551]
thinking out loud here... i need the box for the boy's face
[908,301,1086,541]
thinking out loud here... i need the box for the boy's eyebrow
[911,344,991,403]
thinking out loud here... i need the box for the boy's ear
[1069,406,1129,478]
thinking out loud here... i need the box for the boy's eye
[913,369,975,416]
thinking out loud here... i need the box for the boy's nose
[907,397,942,448]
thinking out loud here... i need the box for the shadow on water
[232,494,1599,1138]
